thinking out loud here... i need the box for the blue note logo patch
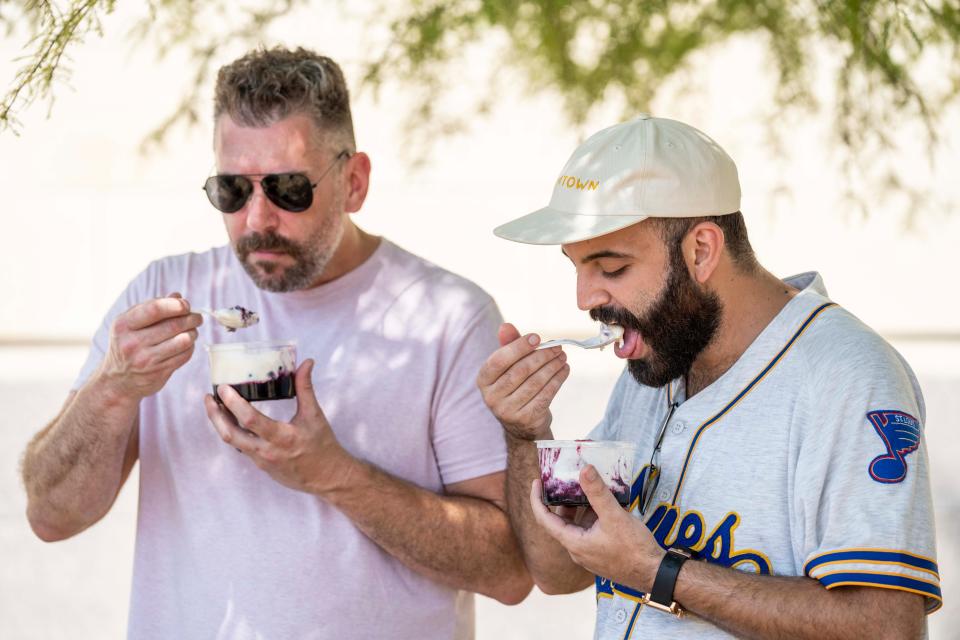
[867,410,921,484]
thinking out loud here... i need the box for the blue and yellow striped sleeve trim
[805,549,942,613]
[805,549,939,578]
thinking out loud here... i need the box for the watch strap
[648,548,691,613]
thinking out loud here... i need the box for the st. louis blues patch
[867,410,921,483]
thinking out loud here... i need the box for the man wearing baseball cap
[477,115,940,638]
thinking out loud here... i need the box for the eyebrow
[561,247,633,264]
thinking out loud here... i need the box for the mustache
[235,232,303,259]
[589,305,642,330]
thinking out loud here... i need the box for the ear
[342,151,371,214]
[682,221,724,284]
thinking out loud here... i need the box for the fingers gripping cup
[206,341,297,403]
[536,440,639,507]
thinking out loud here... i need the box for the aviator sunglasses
[638,395,680,516]
[203,150,351,213]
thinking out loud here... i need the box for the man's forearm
[22,377,139,541]
[322,459,533,605]
[505,434,594,594]
[665,555,926,639]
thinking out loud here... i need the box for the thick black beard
[234,231,319,292]
[590,247,722,388]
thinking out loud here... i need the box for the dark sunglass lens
[640,465,660,514]
[263,173,313,212]
[205,175,253,213]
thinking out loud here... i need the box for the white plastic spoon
[536,323,624,351]
[198,306,260,332]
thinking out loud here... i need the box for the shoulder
[377,240,498,317]
[780,273,908,378]
[137,246,230,286]
[799,305,914,381]
[116,246,227,301]
[793,304,924,422]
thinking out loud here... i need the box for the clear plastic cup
[535,440,639,507]
[206,340,297,403]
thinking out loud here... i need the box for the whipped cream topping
[207,341,296,385]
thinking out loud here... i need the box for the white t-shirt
[73,239,506,640]
[588,272,940,639]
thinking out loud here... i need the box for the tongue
[614,327,640,359]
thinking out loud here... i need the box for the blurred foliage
[387,2,958,135]
[2,0,960,215]
[0,0,116,128]
[0,0,310,145]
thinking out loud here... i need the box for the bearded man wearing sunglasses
[21,46,531,638]
[478,116,940,638]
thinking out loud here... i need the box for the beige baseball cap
[493,115,741,245]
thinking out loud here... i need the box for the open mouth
[614,325,645,359]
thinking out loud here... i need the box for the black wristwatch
[641,548,693,617]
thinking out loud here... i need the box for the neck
[685,267,797,397]
[310,221,380,287]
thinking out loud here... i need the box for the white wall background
[1,3,958,341]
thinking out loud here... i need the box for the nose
[243,187,281,234]
[576,272,610,311]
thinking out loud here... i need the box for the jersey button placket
[656,415,691,507]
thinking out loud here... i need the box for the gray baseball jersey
[587,272,940,639]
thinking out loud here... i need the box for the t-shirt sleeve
[71,265,159,391]
[429,299,507,486]
[792,340,941,613]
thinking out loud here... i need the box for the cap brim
[493,206,649,245]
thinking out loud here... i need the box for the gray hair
[213,46,356,152]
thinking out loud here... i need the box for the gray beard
[235,196,346,292]
[242,220,344,292]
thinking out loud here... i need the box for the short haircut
[213,46,355,152]
[648,212,758,271]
